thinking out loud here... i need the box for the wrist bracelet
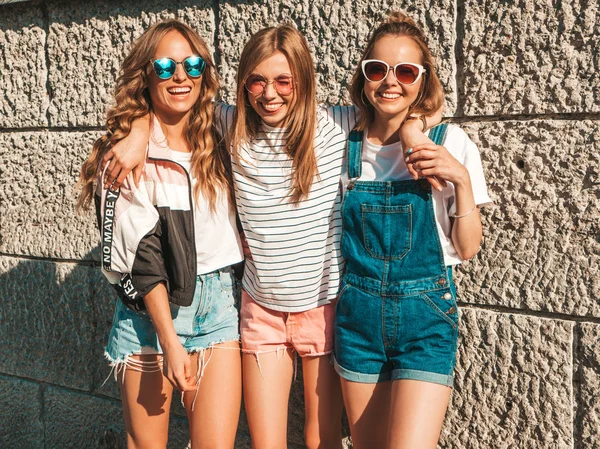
[450,205,476,219]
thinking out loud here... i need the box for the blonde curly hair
[77,20,231,212]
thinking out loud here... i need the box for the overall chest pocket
[361,203,412,260]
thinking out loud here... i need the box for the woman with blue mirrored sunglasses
[151,55,206,80]
[78,20,243,449]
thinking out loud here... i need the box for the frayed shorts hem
[105,336,241,365]
[241,345,332,358]
[333,357,454,387]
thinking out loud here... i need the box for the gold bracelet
[450,205,476,219]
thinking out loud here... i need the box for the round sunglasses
[150,55,206,80]
[244,73,295,96]
[361,60,426,85]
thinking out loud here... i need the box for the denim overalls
[333,124,459,386]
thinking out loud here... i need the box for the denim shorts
[105,266,240,363]
[333,276,459,387]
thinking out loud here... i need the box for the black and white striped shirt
[216,104,357,311]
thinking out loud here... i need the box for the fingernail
[407,148,413,155]
[405,157,409,162]
[437,186,443,191]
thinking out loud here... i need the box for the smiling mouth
[260,102,284,113]
[378,92,401,100]
[167,86,191,96]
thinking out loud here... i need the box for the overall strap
[346,129,363,180]
[428,123,449,146]
[347,123,448,181]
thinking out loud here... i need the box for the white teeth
[168,87,191,94]
[262,103,282,111]
[380,92,400,99]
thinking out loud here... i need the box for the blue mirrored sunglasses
[150,55,206,80]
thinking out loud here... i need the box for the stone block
[0,257,115,392]
[0,131,102,260]
[44,386,191,448]
[47,0,215,127]
[0,2,47,128]
[577,323,600,449]
[455,120,600,317]
[0,375,44,449]
[440,308,573,448]
[217,0,457,112]
[460,0,600,116]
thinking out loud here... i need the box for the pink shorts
[240,290,335,357]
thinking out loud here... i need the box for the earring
[361,89,370,106]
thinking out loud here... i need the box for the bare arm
[399,106,444,147]
[449,173,482,260]
[405,143,482,260]
[144,283,196,391]
[399,106,445,190]
[103,114,151,189]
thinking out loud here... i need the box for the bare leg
[184,341,242,449]
[387,380,451,449]
[120,354,173,449]
[242,349,294,449]
[340,378,391,449]
[302,355,344,449]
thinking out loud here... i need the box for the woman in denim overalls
[333,12,491,449]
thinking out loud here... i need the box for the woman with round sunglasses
[77,20,243,449]
[333,11,492,449]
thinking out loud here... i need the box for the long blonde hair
[230,25,317,203]
[350,11,445,131]
[77,20,231,211]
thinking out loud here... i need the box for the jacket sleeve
[95,171,168,311]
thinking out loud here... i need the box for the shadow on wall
[0,249,317,448]
[0,249,195,447]
[0,249,132,447]
[0,249,115,394]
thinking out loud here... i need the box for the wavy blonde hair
[77,20,231,212]
[229,25,317,204]
[350,11,445,131]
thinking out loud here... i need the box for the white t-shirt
[216,104,357,312]
[342,124,492,266]
[168,148,243,275]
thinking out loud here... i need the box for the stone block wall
[0,0,597,448]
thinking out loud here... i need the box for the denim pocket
[420,289,458,329]
[361,203,412,260]
[220,269,234,292]
[334,281,351,314]
[194,282,213,320]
